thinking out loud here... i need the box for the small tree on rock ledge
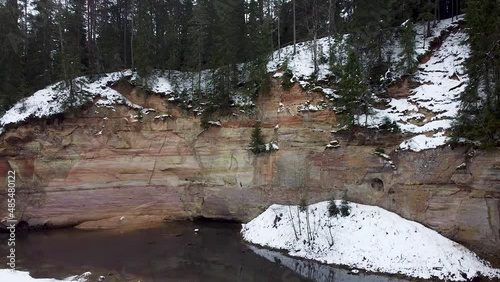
[250,122,266,154]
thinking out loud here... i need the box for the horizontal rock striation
[0,80,499,266]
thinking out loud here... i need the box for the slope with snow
[241,201,500,281]
[356,16,468,152]
[264,16,469,152]
[0,16,469,153]
[0,70,141,130]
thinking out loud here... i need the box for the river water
[0,221,408,282]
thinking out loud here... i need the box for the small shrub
[379,116,401,133]
[259,76,272,96]
[281,69,294,90]
[340,198,350,217]
[299,198,308,213]
[328,199,340,217]
[200,107,216,129]
[374,147,385,154]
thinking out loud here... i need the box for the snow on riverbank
[0,270,89,282]
[249,245,409,282]
[241,201,500,281]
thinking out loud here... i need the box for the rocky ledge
[0,80,499,266]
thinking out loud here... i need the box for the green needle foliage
[250,122,266,154]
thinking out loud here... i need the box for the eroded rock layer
[1,80,499,265]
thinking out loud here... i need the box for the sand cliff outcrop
[1,80,499,266]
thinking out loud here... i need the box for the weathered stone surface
[0,80,499,266]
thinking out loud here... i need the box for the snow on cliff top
[357,16,468,152]
[265,16,468,152]
[0,16,469,153]
[0,270,89,282]
[241,201,500,281]
[0,70,141,130]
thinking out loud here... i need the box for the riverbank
[241,201,500,281]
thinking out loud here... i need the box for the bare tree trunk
[313,31,318,73]
[292,0,296,55]
[277,13,280,60]
[296,206,302,235]
[123,0,128,67]
[312,0,318,74]
[57,1,68,84]
[328,0,332,47]
[288,206,299,241]
[57,2,73,106]
[434,0,438,24]
[130,0,134,70]
[22,0,27,56]
[451,0,454,21]
[258,0,264,25]
[197,38,202,94]
[305,207,312,246]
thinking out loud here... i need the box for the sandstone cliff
[0,79,499,266]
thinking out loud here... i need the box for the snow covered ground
[265,16,468,152]
[241,201,500,281]
[356,16,468,152]
[267,36,344,83]
[0,270,89,282]
[0,70,142,130]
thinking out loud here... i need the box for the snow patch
[0,270,90,282]
[242,201,500,281]
[398,133,449,152]
[0,71,141,133]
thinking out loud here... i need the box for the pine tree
[247,17,272,96]
[208,0,247,111]
[453,0,500,147]
[418,0,435,48]
[0,0,27,112]
[336,48,370,127]
[399,19,417,75]
[250,122,266,154]
[54,0,89,110]
[132,0,155,84]
[329,35,347,79]
[96,0,125,72]
[328,199,340,217]
[25,0,57,91]
[340,197,350,217]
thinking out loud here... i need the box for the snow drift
[241,201,500,281]
[0,270,89,282]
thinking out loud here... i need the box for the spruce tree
[53,0,89,110]
[336,48,370,127]
[418,0,435,47]
[340,197,350,217]
[453,0,500,147]
[24,0,57,92]
[96,0,124,72]
[328,199,340,217]
[329,35,347,79]
[399,19,417,75]
[0,0,26,112]
[133,0,156,84]
[250,122,266,154]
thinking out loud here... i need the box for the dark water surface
[0,221,408,282]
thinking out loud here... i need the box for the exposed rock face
[0,80,499,266]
